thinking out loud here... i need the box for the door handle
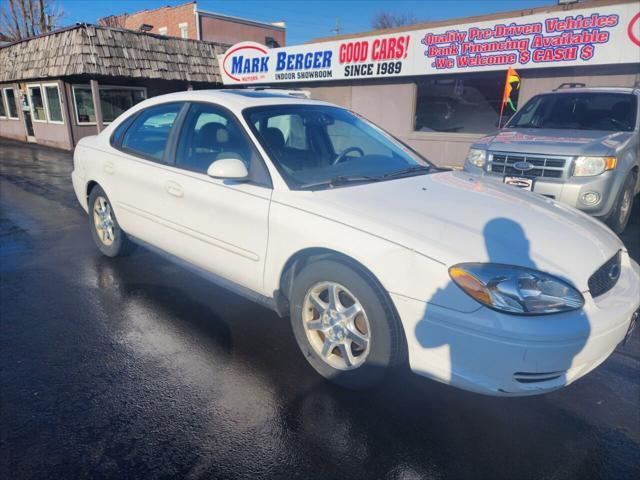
[165,181,184,198]
[104,161,115,174]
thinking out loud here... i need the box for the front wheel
[289,259,406,389]
[607,171,637,234]
[88,186,136,257]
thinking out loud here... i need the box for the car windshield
[507,92,637,132]
[244,105,433,189]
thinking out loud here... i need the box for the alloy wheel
[93,196,115,246]
[302,281,371,370]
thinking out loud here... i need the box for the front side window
[121,103,182,161]
[44,84,63,122]
[28,86,46,121]
[507,92,638,132]
[414,72,511,134]
[4,89,19,119]
[176,103,252,173]
[246,105,432,189]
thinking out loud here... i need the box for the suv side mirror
[207,158,249,180]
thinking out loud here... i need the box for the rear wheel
[607,171,637,234]
[88,186,136,257]
[289,259,406,389]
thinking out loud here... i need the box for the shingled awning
[0,24,228,84]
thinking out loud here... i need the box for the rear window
[507,92,637,132]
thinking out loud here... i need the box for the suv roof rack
[238,86,311,98]
[554,82,587,91]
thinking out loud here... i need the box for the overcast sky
[58,0,557,45]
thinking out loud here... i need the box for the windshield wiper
[381,165,432,179]
[297,175,382,190]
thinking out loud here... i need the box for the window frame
[72,84,147,126]
[114,101,188,165]
[178,22,188,38]
[3,88,19,120]
[26,84,48,123]
[42,82,64,124]
[0,89,6,119]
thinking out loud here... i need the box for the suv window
[176,103,253,173]
[508,92,637,132]
[121,103,182,160]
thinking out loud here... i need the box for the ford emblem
[513,161,534,171]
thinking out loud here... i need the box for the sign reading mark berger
[218,3,639,85]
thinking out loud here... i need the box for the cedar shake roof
[0,24,228,83]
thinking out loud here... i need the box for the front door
[162,102,272,294]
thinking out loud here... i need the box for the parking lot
[1,138,639,480]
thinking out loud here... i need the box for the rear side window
[122,103,182,161]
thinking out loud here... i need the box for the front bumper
[393,252,640,396]
[465,165,620,219]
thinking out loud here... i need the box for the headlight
[466,148,486,168]
[573,156,616,177]
[449,263,584,315]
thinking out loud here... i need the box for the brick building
[99,1,285,47]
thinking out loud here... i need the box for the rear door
[104,102,187,250]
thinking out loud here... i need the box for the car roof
[140,89,333,111]
[545,86,637,95]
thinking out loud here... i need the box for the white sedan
[71,89,640,396]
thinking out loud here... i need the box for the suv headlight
[573,156,616,177]
[466,148,486,168]
[449,263,584,315]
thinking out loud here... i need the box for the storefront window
[73,85,146,124]
[0,92,6,118]
[73,86,96,123]
[44,84,63,123]
[4,89,19,119]
[414,72,516,134]
[100,88,146,123]
[28,85,46,121]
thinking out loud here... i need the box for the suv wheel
[88,186,136,257]
[289,259,406,389]
[607,171,637,234]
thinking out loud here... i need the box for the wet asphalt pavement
[0,138,639,480]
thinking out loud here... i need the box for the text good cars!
[464,86,640,233]
[72,90,640,396]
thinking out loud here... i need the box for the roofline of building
[0,22,229,50]
[308,0,635,43]
[195,8,286,31]
[99,1,196,22]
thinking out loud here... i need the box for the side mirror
[207,157,249,180]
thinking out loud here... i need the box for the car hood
[474,128,633,156]
[285,171,623,291]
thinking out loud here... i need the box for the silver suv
[464,86,639,233]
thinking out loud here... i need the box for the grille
[488,152,568,179]
[588,251,621,298]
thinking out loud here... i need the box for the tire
[607,171,637,234]
[289,258,406,389]
[88,185,136,257]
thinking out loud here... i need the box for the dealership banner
[218,3,640,84]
